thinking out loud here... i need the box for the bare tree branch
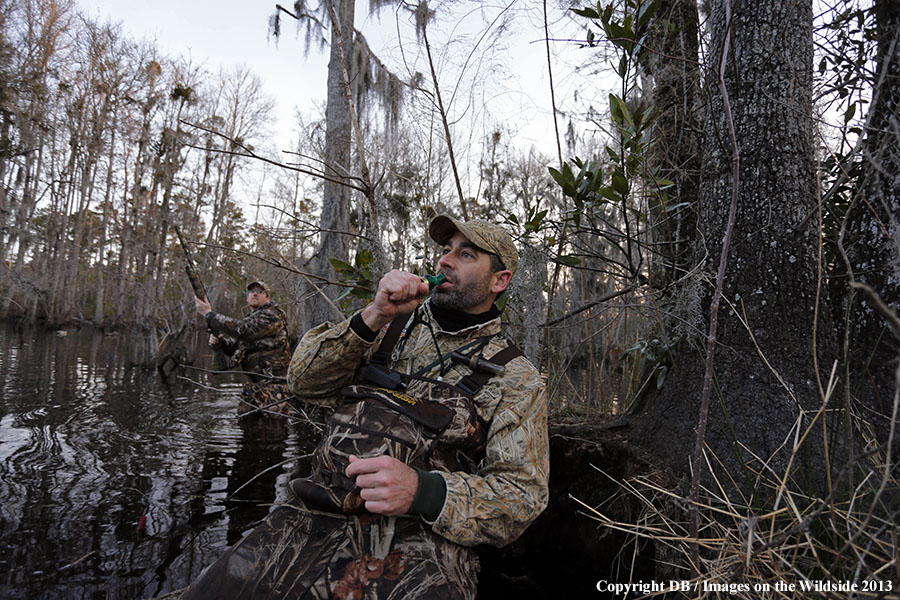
[179,119,370,195]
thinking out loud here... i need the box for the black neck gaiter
[428,300,501,333]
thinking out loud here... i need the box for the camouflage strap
[369,311,412,368]
[363,312,413,390]
[367,312,521,399]
[456,342,523,397]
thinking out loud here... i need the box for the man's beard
[431,272,492,312]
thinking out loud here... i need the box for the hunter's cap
[429,214,518,275]
[246,280,270,294]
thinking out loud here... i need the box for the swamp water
[0,323,314,599]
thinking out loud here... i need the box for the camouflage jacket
[207,302,291,378]
[287,301,549,548]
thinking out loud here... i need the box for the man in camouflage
[182,216,549,599]
[195,280,293,413]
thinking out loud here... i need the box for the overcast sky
[78,0,582,158]
[68,0,598,243]
[77,0,333,149]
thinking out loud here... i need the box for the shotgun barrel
[173,225,207,300]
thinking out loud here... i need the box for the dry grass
[571,412,900,599]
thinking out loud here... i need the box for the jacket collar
[250,301,274,313]
[421,300,502,336]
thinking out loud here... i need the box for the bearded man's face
[432,232,499,314]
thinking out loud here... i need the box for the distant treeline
[0,0,316,333]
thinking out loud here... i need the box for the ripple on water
[0,324,301,599]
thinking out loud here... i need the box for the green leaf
[355,248,374,267]
[496,289,509,311]
[550,164,580,198]
[623,341,644,355]
[606,21,626,42]
[547,166,570,189]
[662,201,690,213]
[612,172,629,196]
[548,166,563,181]
[602,3,613,24]
[576,159,590,181]
[329,258,354,273]
[572,6,600,18]
[609,93,634,128]
[844,102,856,123]
[598,186,619,202]
[637,0,661,27]
[589,165,604,188]
[655,365,668,389]
[557,255,581,266]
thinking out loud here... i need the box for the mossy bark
[632,0,839,493]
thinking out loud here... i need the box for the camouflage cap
[429,214,518,275]
[247,280,270,294]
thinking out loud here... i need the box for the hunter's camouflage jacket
[207,302,291,377]
[287,301,550,548]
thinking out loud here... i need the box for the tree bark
[632,0,836,491]
[839,0,900,454]
[646,0,701,288]
[306,0,354,330]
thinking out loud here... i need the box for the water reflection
[0,323,316,599]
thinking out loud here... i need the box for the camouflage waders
[180,505,479,599]
[207,302,295,416]
[182,313,521,599]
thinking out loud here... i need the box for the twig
[179,119,369,194]
[177,374,231,393]
[543,285,636,326]
[227,455,310,500]
[812,158,834,499]
[543,0,563,169]
[849,281,900,341]
[181,364,287,381]
[274,3,326,31]
[252,203,372,242]
[421,22,467,219]
[691,0,740,574]
[59,550,96,571]
[196,241,373,293]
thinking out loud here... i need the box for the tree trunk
[839,0,900,454]
[94,109,117,326]
[306,0,354,330]
[646,0,700,289]
[632,0,836,491]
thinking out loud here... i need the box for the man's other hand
[345,455,418,515]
